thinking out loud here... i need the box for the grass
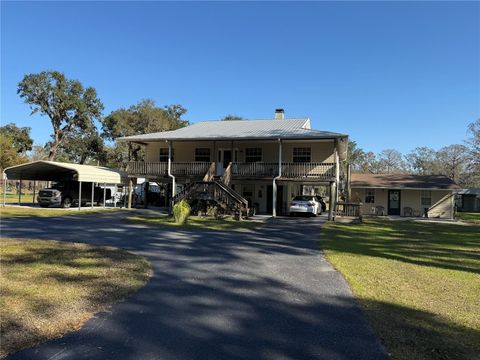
[456,212,480,224]
[0,206,122,219]
[2,193,35,204]
[127,214,261,230]
[0,238,152,359]
[321,219,480,360]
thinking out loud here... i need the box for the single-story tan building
[350,174,460,219]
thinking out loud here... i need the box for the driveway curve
[2,212,386,360]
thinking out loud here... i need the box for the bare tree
[377,149,405,173]
[436,144,468,184]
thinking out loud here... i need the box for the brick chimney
[275,108,285,120]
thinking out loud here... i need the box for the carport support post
[3,175,6,207]
[78,181,82,211]
[18,179,22,205]
[91,182,94,209]
[33,181,36,205]
[103,183,106,208]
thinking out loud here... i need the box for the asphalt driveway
[1,212,387,360]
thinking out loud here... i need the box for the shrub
[206,205,219,219]
[173,200,191,224]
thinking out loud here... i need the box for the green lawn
[127,214,261,231]
[0,206,122,219]
[2,193,35,204]
[0,238,151,359]
[321,219,480,360]
[456,212,480,224]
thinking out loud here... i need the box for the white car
[289,195,321,216]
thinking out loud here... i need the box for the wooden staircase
[173,162,249,218]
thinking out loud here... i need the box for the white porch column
[335,147,340,202]
[127,179,133,209]
[168,141,176,197]
[33,180,36,205]
[91,182,95,209]
[329,181,335,221]
[272,139,282,217]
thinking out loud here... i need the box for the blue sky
[1,1,479,154]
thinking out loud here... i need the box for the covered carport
[3,161,126,210]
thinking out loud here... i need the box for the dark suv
[37,181,111,208]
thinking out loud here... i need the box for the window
[365,189,375,203]
[195,148,211,162]
[421,190,431,206]
[245,148,262,162]
[293,147,311,163]
[159,148,173,162]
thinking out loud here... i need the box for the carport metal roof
[4,161,125,184]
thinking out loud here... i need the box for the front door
[388,190,401,215]
[217,149,232,176]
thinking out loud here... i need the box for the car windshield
[292,196,314,202]
[51,182,65,190]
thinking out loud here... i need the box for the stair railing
[203,162,216,182]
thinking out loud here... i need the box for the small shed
[456,189,480,212]
[3,161,126,209]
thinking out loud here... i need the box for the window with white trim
[159,148,173,162]
[245,148,262,163]
[365,189,375,203]
[293,147,311,163]
[421,190,432,206]
[195,148,210,162]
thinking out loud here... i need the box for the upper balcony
[126,161,336,180]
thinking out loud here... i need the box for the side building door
[388,189,401,215]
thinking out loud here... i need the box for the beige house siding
[144,140,336,163]
[351,187,454,218]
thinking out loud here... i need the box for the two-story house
[119,109,348,218]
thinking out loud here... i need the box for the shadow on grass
[360,299,480,360]
[322,219,480,274]
[1,239,151,358]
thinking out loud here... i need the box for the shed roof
[118,118,347,142]
[350,173,460,190]
[4,161,125,184]
[458,188,480,196]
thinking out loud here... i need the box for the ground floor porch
[131,176,339,218]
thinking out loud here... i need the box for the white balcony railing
[127,161,336,179]
[126,162,210,177]
[232,162,336,178]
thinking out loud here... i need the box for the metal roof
[118,118,348,142]
[4,161,125,184]
[350,173,460,190]
[458,188,480,196]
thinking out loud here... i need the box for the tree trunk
[48,130,62,161]
[48,143,59,161]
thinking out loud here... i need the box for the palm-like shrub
[173,200,191,224]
